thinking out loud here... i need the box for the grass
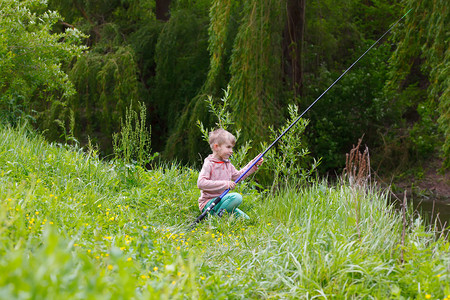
[0,125,449,299]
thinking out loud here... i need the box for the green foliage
[0,0,86,125]
[113,102,157,168]
[162,0,242,165]
[3,0,446,178]
[300,1,407,172]
[44,0,158,153]
[68,45,140,151]
[0,125,449,298]
[152,7,210,133]
[306,42,393,171]
[228,0,286,144]
[261,105,319,191]
[163,94,214,165]
[197,86,252,168]
[204,0,241,92]
[304,0,360,71]
[386,0,449,168]
[196,88,318,190]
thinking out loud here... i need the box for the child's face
[213,141,234,161]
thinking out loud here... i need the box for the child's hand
[254,154,264,167]
[228,181,236,190]
[256,156,263,166]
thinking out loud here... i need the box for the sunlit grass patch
[0,125,448,298]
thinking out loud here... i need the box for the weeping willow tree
[203,0,241,92]
[152,6,210,134]
[165,0,296,164]
[163,0,242,163]
[44,0,154,152]
[386,0,449,168]
[228,0,286,143]
[69,44,140,151]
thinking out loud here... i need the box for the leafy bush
[0,0,86,125]
[305,42,392,171]
[261,104,320,191]
[197,86,252,167]
[113,102,158,168]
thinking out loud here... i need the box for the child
[197,128,263,219]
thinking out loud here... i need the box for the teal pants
[203,193,249,219]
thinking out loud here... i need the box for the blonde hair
[209,128,236,150]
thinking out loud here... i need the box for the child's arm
[232,154,264,181]
[197,163,232,192]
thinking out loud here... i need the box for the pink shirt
[197,154,259,210]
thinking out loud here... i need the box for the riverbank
[385,157,450,228]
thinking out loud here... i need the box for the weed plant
[0,125,449,299]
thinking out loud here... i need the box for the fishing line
[190,9,411,228]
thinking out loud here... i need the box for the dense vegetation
[1,0,448,174]
[1,0,448,298]
[1,125,449,298]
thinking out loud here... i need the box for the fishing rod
[189,9,411,229]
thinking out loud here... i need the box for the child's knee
[222,193,242,212]
[231,193,243,206]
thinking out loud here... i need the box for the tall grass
[0,125,448,299]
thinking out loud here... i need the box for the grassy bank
[0,125,448,299]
